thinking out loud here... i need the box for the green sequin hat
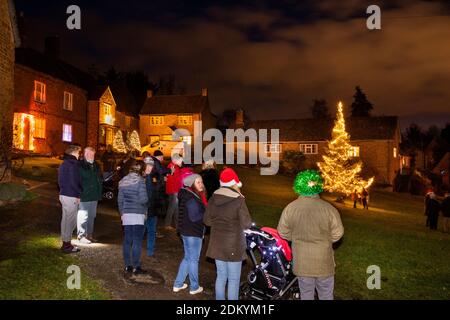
[293,170,324,196]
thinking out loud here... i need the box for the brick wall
[0,0,15,148]
[86,101,99,149]
[14,64,88,155]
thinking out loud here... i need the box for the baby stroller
[102,166,121,200]
[240,225,299,300]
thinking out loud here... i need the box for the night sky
[14,0,450,130]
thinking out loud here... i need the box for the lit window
[34,118,46,138]
[62,124,72,142]
[182,136,192,145]
[299,144,318,154]
[348,146,360,158]
[34,81,46,103]
[148,135,159,144]
[161,134,173,141]
[63,91,73,111]
[265,144,281,153]
[393,147,397,158]
[150,116,164,125]
[178,115,193,125]
[106,128,114,145]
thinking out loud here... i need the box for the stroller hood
[210,187,243,206]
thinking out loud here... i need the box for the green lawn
[0,234,110,300]
[235,167,450,300]
[14,157,61,182]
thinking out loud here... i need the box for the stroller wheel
[104,191,114,200]
[239,282,251,300]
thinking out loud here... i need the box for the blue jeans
[174,235,202,291]
[77,201,98,238]
[145,216,157,256]
[215,260,242,300]
[123,225,145,268]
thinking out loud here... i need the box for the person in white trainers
[173,173,207,295]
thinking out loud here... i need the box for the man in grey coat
[277,170,344,300]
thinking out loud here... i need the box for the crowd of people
[57,144,345,300]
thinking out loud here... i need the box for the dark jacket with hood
[177,188,205,237]
[79,159,103,202]
[200,168,220,200]
[58,153,82,198]
[118,173,148,215]
[204,187,252,262]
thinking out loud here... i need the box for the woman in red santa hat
[204,168,252,300]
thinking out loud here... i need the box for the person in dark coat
[118,160,148,274]
[200,159,220,200]
[151,150,170,217]
[143,156,157,257]
[424,190,433,227]
[58,144,82,253]
[77,147,103,244]
[426,192,441,230]
[173,173,207,295]
[361,188,369,210]
[101,144,116,179]
[204,168,252,300]
[442,192,450,233]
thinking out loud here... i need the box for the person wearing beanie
[165,154,184,229]
[204,168,252,300]
[277,170,344,300]
[173,173,207,295]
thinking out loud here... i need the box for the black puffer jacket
[177,188,205,238]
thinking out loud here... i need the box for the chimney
[235,109,244,128]
[201,88,208,97]
[44,35,60,59]
[147,89,153,98]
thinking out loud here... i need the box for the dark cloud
[15,0,450,126]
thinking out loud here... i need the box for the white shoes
[78,237,92,244]
[173,283,188,292]
[189,287,203,295]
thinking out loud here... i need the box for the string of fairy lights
[317,102,374,195]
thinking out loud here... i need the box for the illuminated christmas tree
[317,102,374,196]
[127,130,141,152]
[113,130,127,153]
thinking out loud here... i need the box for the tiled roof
[140,94,209,115]
[243,116,399,141]
[15,47,94,91]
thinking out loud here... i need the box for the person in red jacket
[165,154,184,229]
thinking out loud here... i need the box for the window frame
[62,124,73,142]
[265,143,281,153]
[34,118,46,139]
[348,146,360,158]
[150,116,164,126]
[177,115,193,126]
[299,143,318,155]
[63,91,73,111]
[34,81,46,103]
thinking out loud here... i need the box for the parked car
[140,140,185,158]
